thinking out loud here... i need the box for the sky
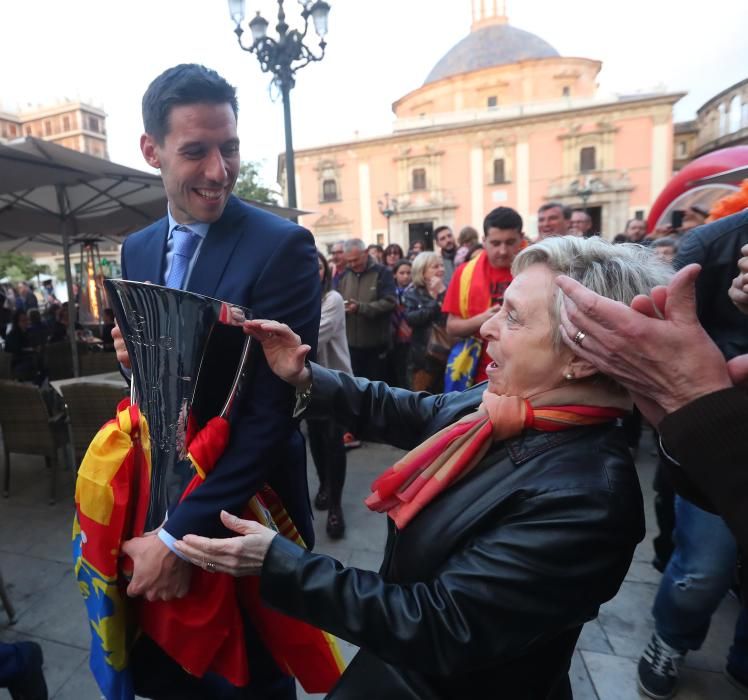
[2,0,748,188]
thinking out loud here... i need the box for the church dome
[424,23,560,85]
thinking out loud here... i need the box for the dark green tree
[232,161,280,205]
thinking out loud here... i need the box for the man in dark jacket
[556,233,748,699]
[628,212,748,698]
[337,238,396,382]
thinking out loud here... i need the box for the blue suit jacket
[120,195,320,546]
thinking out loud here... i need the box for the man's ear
[140,133,160,170]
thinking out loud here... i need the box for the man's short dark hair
[434,225,452,240]
[142,64,239,144]
[538,202,572,220]
[483,207,523,235]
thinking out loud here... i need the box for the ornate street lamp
[228,0,331,212]
[377,193,398,245]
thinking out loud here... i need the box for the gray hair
[343,238,366,253]
[538,201,572,220]
[411,251,442,288]
[513,235,673,351]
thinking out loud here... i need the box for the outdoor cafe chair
[0,352,10,380]
[0,379,70,504]
[44,341,74,381]
[60,382,129,465]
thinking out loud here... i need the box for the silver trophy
[104,279,253,531]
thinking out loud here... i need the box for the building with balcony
[0,100,108,158]
[284,0,683,248]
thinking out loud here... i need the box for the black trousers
[132,615,296,700]
[306,419,346,507]
[349,345,388,383]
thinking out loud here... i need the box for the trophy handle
[220,334,252,419]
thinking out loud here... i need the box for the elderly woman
[404,252,448,392]
[176,237,671,699]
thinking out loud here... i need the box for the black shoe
[326,507,345,540]
[8,641,48,700]
[652,556,667,574]
[314,489,330,511]
[637,633,683,699]
[725,664,748,695]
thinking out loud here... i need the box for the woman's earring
[565,372,574,381]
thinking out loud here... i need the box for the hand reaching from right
[243,320,312,389]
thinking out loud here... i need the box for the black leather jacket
[261,367,645,699]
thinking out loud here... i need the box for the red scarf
[365,391,625,529]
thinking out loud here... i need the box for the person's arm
[317,291,341,347]
[241,319,452,450]
[659,387,748,552]
[446,309,496,338]
[302,364,447,449]
[256,487,633,675]
[175,487,636,676]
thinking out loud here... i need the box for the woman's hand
[427,276,446,298]
[243,319,311,389]
[174,511,278,577]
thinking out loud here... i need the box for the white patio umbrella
[0,138,167,375]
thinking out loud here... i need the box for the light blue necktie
[165,225,200,290]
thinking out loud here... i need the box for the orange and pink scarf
[366,391,624,529]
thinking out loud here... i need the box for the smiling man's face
[140,102,240,224]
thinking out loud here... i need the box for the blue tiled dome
[425,23,560,85]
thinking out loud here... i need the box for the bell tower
[471,0,509,31]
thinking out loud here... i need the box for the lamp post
[228,0,331,212]
[377,192,398,245]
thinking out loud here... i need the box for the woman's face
[424,260,445,283]
[480,264,571,398]
[385,250,400,267]
[395,264,412,288]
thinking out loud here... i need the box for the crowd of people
[0,279,115,384]
[6,62,748,700]
[306,195,748,699]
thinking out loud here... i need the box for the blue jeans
[653,496,738,652]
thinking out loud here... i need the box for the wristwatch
[292,362,313,418]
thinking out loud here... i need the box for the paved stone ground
[0,427,743,699]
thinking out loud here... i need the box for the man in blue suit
[113,64,320,699]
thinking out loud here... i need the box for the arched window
[580,146,596,172]
[412,168,427,191]
[322,179,338,202]
[493,158,506,183]
[730,95,742,133]
[719,103,728,136]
